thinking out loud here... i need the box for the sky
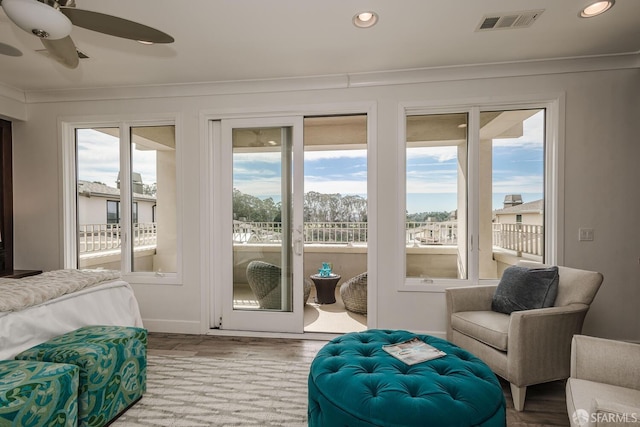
[235,110,544,213]
[76,110,544,214]
[76,128,157,187]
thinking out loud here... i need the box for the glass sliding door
[302,114,368,333]
[220,117,304,333]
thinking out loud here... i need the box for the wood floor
[148,332,570,426]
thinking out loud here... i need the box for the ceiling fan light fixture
[580,0,615,18]
[353,11,378,28]
[2,0,73,39]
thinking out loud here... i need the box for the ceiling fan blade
[41,36,79,69]
[60,8,174,43]
[0,42,23,57]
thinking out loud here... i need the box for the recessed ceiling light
[579,0,614,18]
[353,11,378,28]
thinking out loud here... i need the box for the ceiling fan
[0,0,174,69]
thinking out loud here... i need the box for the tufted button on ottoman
[15,325,147,427]
[308,329,505,427]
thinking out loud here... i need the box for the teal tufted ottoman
[15,325,147,427]
[0,360,79,426]
[308,329,506,427]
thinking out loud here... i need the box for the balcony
[78,223,157,269]
[78,220,542,332]
[79,220,541,271]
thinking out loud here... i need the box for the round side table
[310,274,341,304]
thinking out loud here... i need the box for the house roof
[78,180,156,202]
[494,199,543,215]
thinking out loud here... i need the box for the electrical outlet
[578,228,594,241]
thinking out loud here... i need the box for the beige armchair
[445,261,603,411]
[567,335,640,427]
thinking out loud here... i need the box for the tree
[142,183,157,197]
[406,211,452,222]
[233,189,281,222]
[233,189,368,223]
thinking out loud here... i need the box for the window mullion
[119,124,133,273]
[467,107,480,284]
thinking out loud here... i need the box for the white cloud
[234,177,282,196]
[407,146,457,162]
[77,129,160,186]
[493,174,543,194]
[304,178,367,195]
[304,150,367,161]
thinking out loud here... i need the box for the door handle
[294,239,303,256]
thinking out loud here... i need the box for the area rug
[114,354,311,426]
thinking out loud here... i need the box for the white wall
[8,66,640,341]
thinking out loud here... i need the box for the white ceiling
[0,0,639,93]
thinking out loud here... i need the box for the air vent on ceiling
[477,9,544,31]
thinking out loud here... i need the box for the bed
[0,269,143,360]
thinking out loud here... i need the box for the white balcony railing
[233,221,543,256]
[79,223,157,254]
[79,221,542,257]
[492,223,543,256]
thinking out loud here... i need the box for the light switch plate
[578,228,594,241]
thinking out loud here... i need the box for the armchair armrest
[590,399,640,427]
[445,285,497,341]
[445,285,497,313]
[506,304,590,385]
[571,335,640,390]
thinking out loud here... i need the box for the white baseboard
[142,318,201,335]
[142,320,449,341]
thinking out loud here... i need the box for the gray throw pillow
[491,265,559,314]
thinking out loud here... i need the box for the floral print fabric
[15,325,147,427]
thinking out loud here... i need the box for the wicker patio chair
[340,272,367,314]
[246,261,312,309]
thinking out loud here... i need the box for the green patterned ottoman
[0,360,79,426]
[15,325,147,427]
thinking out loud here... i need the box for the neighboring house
[494,197,543,226]
[77,180,156,226]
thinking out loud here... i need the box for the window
[403,106,550,285]
[106,200,119,224]
[405,113,468,281]
[69,122,178,279]
[106,201,138,224]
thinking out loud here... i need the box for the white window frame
[397,95,564,292]
[61,115,183,285]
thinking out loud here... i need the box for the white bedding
[0,279,144,360]
[0,269,122,312]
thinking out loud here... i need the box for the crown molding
[25,74,349,104]
[348,52,640,87]
[0,82,27,121]
[22,51,640,105]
